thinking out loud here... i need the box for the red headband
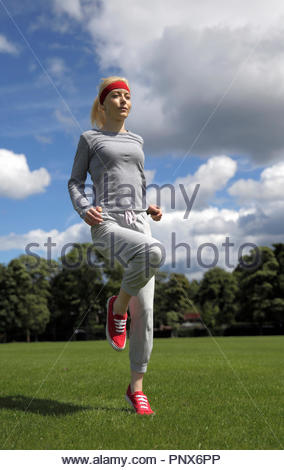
[99,80,130,105]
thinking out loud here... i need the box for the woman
[68,76,165,415]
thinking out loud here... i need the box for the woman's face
[102,88,132,120]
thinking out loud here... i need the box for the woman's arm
[67,134,93,220]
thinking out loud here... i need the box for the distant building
[182,312,204,329]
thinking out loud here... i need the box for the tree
[271,244,284,324]
[0,263,17,342]
[153,271,170,328]
[165,311,180,329]
[47,243,105,340]
[162,273,192,326]
[186,279,201,314]
[187,279,200,303]
[233,246,280,326]
[5,255,52,342]
[197,267,239,328]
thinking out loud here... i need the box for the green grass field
[0,336,283,450]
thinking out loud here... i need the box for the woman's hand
[146,204,162,221]
[83,206,103,226]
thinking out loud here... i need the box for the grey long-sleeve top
[67,128,149,220]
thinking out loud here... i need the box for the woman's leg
[131,371,144,393]
[113,287,131,315]
[128,274,155,390]
[91,213,164,298]
[91,212,162,401]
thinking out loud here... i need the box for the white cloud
[28,12,71,34]
[46,57,68,79]
[41,56,76,92]
[0,149,51,199]
[144,169,156,185]
[54,109,78,130]
[0,203,271,281]
[228,161,284,204]
[0,34,19,55]
[0,223,93,262]
[49,0,284,164]
[149,204,284,280]
[34,135,52,144]
[53,0,83,20]
[147,155,237,213]
[32,56,75,95]
[146,157,284,279]
[1,198,282,281]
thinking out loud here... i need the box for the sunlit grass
[0,336,283,449]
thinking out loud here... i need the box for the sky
[1,0,284,280]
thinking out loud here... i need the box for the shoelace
[133,393,151,410]
[124,209,137,225]
[113,317,127,334]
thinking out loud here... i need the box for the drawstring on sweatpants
[124,209,137,225]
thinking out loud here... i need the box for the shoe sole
[106,297,126,351]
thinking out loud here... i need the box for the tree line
[0,243,283,342]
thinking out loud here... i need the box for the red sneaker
[125,384,155,415]
[106,295,127,351]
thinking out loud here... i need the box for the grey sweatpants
[90,209,165,373]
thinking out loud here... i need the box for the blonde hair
[90,76,130,129]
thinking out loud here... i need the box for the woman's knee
[147,242,165,268]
